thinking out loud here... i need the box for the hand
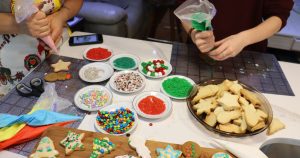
[47,12,65,44]
[192,30,215,53]
[208,33,248,61]
[24,11,50,38]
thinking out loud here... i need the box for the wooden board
[31,126,234,158]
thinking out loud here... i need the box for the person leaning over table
[0,0,83,97]
[182,0,294,61]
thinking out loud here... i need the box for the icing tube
[14,0,58,53]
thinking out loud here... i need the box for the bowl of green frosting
[109,54,139,70]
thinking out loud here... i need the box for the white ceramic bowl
[79,62,114,83]
[109,54,139,70]
[83,45,113,62]
[138,59,172,79]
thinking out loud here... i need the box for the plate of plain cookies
[187,79,273,137]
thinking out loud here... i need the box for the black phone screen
[69,34,103,46]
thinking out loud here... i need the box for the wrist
[238,31,251,47]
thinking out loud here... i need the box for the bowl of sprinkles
[83,46,113,61]
[109,70,146,94]
[109,54,139,70]
[95,103,138,135]
[133,91,172,119]
[79,62,114,83]
[74,85,113,111]
[139,59,172,78]
[161,75,195,99]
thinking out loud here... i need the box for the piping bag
[14,0,59,53]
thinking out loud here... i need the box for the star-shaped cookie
[51,59,71,72]
[60,131,85,155]
[156,145,182,158]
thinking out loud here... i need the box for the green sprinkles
[162,77,193,98]
[113,57,136,69]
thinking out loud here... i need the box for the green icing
[191,13,212,31]
[113,57,136,69]
[162,77,193,98]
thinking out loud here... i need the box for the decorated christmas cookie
[51,59,71,72]
[141,59,169,77]
[128,135,151,158]
[30,137,58,158]
[156,145,182,158]
[115,155,137,158]
[182,141,202,158]
[60,131,85,155]
[90,137,115,158]
[212,152,232,158]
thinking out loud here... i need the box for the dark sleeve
[263,0,294,29]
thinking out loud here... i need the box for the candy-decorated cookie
[60,131,85,155]
[212,152,232,158]
[182,141,201,158]
[90,137,116,158]
[115,155,137,158]
[30,137,58,158]
[128,135,151,158]
[156,145,182,158]
[51,59,71,72]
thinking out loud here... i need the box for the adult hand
[208,33,247,61]
[24,11,50,38]
[47,12,65,44]
[192,30,215,53]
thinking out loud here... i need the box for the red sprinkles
[86,48,112,60]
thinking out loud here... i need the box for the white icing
[115,155,137,158]
[129,136,151,158]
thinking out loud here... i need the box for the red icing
[86,48,112,60]
[138,96,166,115]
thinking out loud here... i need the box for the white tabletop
[2,32,300,157]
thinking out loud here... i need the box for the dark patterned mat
[170,42,294,96]
[0,54,102,156]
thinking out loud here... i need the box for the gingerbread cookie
[128,136,151,158]
[182,141,201,158]
[90,137,116,158]
[51,59,71,72]
[212,152,232,158]
[60,131,85,155]
[30,137,59,158]
[156,145,182,158]
[44,72,72,82]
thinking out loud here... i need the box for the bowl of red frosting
[133,91,172,119]
[83,45,113,61]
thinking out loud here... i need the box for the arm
[208,16,282,60]
[0,13,20,34]
[0,12,49,38]
[48,0,83,42]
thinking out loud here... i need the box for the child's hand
[24,11,50,38]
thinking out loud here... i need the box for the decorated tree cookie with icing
[128,135,151,158]
[90,137,116,158]
[182,141,202,158]
[30,137,59,158]
[156,145,182,158]
[60,131,85,155]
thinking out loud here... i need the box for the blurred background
[68,0,300,63]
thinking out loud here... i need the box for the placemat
[0,54,101,156]
[170,42,294,96]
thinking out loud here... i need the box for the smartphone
[69,34,103,46]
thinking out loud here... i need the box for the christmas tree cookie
[60,131,85,155]
[90,137,116,158]
[30,137,58,158]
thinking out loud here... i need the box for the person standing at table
[182,0,294,61]
[0,0,83,97]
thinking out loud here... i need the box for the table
[1,32,300,157]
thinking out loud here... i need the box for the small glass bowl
[186,79,273,137]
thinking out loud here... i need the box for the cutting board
[30,126,234,158]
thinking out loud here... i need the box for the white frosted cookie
[60,131,85,155]
[30,137,59,158]
[128,136,151,158]
[212,152,232,158]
